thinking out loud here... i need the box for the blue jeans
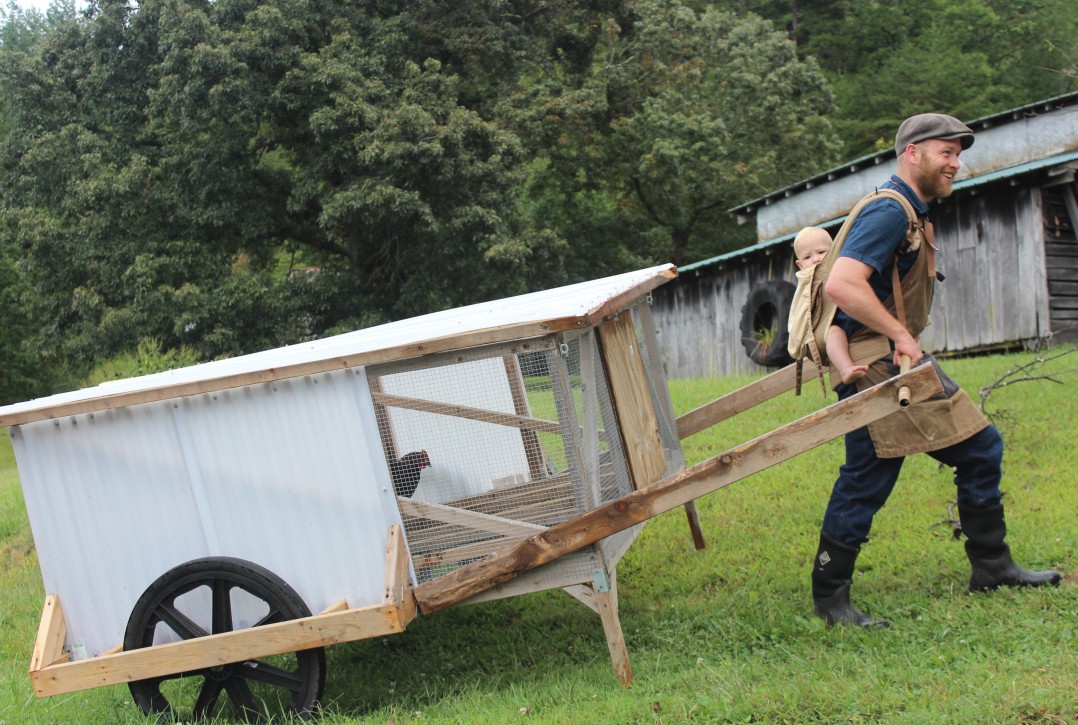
[821,381,1004,547]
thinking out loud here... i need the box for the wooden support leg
[564,569,633,687]
[683,501,706,550]
[593,569,632,687]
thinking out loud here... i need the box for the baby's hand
[841,365,869,384]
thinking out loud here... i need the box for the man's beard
[914,162,954,200]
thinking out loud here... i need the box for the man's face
[909,138,963,200]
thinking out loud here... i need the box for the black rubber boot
[812,531,890,628]
[958,504,1062,592]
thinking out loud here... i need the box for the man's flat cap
[895,113,974,156]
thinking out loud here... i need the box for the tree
[613,3,840,264]
[266,42,551,321]
[0,0,575,375]
[508,2,840,269]
[0,242,60,403]
[4,0,1074,393]
[791,0,1078,158]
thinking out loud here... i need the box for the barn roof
[683,93,1078,274]
[0,264,676,426]
[730,91,1078,217]
[682,147,1078,274]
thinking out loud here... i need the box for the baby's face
[795,239,831,269]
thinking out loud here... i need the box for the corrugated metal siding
[12,366,399,659]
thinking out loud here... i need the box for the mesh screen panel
[634,299,686,476]
[368,310,675,588]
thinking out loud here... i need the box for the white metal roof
[0,264,676,425]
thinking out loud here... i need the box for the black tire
[740,280,796,367]
[123,557,326,723]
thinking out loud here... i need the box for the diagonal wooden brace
[413,363,944,614]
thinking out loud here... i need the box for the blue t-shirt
[834,176,928,338]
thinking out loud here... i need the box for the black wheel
[740,280,796,367]
[123,557,326,723]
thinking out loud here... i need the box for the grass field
[1,350,1075,724]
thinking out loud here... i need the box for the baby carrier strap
[788,188,920,396]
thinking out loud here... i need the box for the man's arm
[826,256,923,366]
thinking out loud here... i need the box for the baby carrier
[786,188,920,395]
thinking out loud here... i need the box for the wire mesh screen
[634,299,686,476]
[367,333,637,587]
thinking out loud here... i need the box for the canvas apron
[841,221,988,458]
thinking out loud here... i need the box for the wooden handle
[897,354,912,407]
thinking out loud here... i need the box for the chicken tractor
[0,264,942,721]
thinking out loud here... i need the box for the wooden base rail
[29,526,417,699]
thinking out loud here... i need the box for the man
[811,113,1062,628]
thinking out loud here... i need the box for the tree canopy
[0,0,1075,399]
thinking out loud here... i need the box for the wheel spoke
[154,600,209,640]
[252,603,288,627]
[145,683,173,714]
[192,676,224,718]
[211,577,234,635]
[238,659,305,692]
[224,676,261,719]
[125,558,325,721]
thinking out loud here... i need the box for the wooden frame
[23,356,944,700]
[503,354,548,481]
[563,565,631,686]
[28,526,417,699]
[412,363,943,613]
[675,336,891,440]
[596,313,666,489]
[15,265,948,703]
[676,360,820,440]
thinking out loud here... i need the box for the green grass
[2,350,1076,724]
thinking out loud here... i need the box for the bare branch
[929,500,961,540]
[977,344,1077,421]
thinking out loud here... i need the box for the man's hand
[893,334,923,367]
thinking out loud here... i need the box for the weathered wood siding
[654,184,1056,379]
[748,95,1078,243]
[1044,184,1078,342]
[652,249,793,379]
[924,185,1050,353]
[656,97,1077,379]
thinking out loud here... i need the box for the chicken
[389,450,431,498]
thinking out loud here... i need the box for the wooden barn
[653,92,1078,379]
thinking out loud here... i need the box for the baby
[793,226,868,384]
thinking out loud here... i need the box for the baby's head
[793,227,832,270]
